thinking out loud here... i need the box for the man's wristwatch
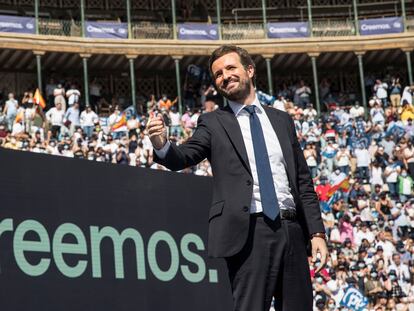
[310,232,327,240]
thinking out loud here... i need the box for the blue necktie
[244,105,280,220]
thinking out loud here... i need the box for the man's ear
[246,65,255,80]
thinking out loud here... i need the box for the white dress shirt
[155,95,296,214]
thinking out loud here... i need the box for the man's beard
[217,76,252,102]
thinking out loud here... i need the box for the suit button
[243,206,249,212]
[246,180,252,186]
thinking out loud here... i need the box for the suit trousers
[225,214,313,311]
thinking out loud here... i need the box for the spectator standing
[384,157,402,200]
[169,106,181,137]
[80,105,98,138]
[3,93,18,131]
[336,145,351,175]
[46,102,64,139]
[66,84,81,108]
[295,80,312,109]
[374,79,389,107]
[63,102,80,136]
[398,168,413,202]
[89,78,102,112]
[53,84,66,111]
[389,77,402,110]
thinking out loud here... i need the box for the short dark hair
[208,45,256,86]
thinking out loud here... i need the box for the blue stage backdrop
[0,149,232,311]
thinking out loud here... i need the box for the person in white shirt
[80,105,98,138]
[46,102,65,139]
[108,106,127,139]
[400,86,412,106]
[169,106,181,137]
[375,231,395,261]
[53,84,66,111]
[388,253,411,293]
[374,79,388,107]
[384,157,401,200]
[303,103,317,121]
[64,102,81,136]
[272,94,287,112]
[354,145,370,182]
[349,102,365,119]
[354,223,375,246]
[66,85,81,107]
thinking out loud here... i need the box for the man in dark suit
[147,45,328,311]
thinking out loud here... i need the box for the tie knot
[243,105,256,115]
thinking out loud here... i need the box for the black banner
[0,149,232,310]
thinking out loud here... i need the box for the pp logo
[118,28,127,35]
[393,22,402,28]
[299,27,308,33]
[26,23,34,30]
[209,29,217,36]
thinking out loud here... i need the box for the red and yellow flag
[327,177,350,198]
[112,113,127,131]
[34,88,46,109]
[14,110,24,123]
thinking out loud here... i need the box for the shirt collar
[228,94,263,117]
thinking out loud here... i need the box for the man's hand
[311,237,328,274]
[147,115,167,150]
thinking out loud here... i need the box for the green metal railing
[312,19,356,37]
[34,18,412,40]
[406,16,414,32]
[38,18,82,37]
[131,22,173,39]
[222,23,265,40]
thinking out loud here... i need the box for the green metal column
[129,57,137,109]
[34,0,39,34]
[401,0,407,32]
[82,57,90,106]
[265,57,273,95]
[353,0,359,35]
[216,0,222,40]
[307,0,313,37]
[357,53,367,118]
[35,54,43,91]
[406,50,413,85]
[310,55,320,115]
[80,0,86,37]
[126,0,132,39]
[262,0,268,37]
[171,0,177,39]
[174,57,183,114]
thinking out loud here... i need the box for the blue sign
[0,15,35,34]
[359,17,404,36]
[267,22,309,38]
[178,23,219,40]
[85,21,128,39]
[340,287,369,311]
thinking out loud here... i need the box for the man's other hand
[311,237,328,274]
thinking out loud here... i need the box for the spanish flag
[14,109,24,123]
[111,113,127,131]
[327,177,350,198]
[34,88,46,109]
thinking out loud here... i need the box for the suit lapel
[216,106,252,176]
[263,106,296,186]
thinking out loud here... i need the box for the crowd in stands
[1,73,414,311]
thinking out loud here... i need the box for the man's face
[393,254,401,265]
[211,52,253,102]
